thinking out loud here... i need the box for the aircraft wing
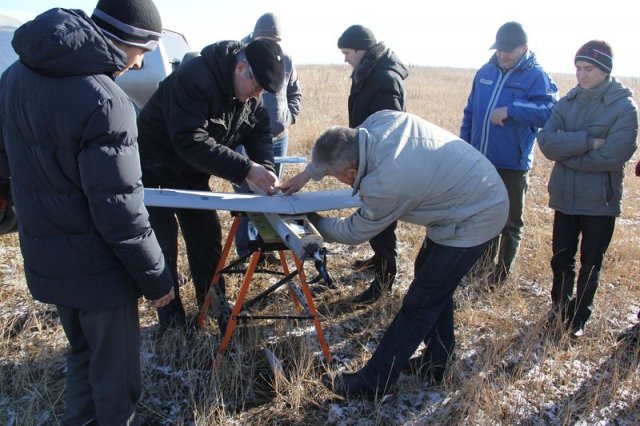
[144,188,360,215]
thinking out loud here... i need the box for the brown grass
[1,66,639,424]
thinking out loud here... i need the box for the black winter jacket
[348,43,409,128]
[0,8,173,310]
[137,40,275,189]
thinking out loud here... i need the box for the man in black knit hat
[137,35,285,333]
[296,24,408,305]
[0,0,174,423]
[339,25,408,304]
[284,24,408,304]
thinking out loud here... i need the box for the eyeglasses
[244,63,263,94]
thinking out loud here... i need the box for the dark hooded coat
[348,43,409,128]
[0,8,173,310]
[137,40,275,190]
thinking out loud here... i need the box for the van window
[162,30,191,66]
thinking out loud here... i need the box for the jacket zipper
[479,68,514,156]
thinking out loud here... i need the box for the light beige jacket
[311,111,508,248]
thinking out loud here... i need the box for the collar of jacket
[567,76,630,106]
[490,49,534,73]
[352,43,386,86]
[201,40,242,104]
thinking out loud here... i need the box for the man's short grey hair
[312,126,359,176]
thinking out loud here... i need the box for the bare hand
[279,171,311,195]
[246,162,279,195]
[149,286,175,308]
[593,138,606,149]
[491,106,508,126]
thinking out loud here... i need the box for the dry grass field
[1,65,639,425]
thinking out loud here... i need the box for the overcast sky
[2,0,639,77]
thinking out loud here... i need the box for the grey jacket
[242,36,302,137]
[264,49,301,137]
[312,111,509,248]
[538,77,638,216]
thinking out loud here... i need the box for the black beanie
[575,40,613,74]
[92,0,162,51]
[253,13,282,41]
[337,25,376,50]
[245,38,285,93]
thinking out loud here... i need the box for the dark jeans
[360,237,488,390]
[57,302,141,426]
[483,169,528,275]
[147,205,222,327]
[369,221,398,284]
[550,211,615,326]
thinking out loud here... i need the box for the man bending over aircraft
[280,110,508,397]
[137,39,285,333]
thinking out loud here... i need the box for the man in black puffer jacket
[137,38,285,332]
[338,25,409,304]
[0,0,175,423]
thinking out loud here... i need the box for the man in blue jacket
[461,21,558,285]
[0,0,175,423]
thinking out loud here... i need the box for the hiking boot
[352,281,386,304]
[568,321,585,339]
[352,255,377,271]
[322,371,384,399]
[353,273,395,304]
[352,255,396,304]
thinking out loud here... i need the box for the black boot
[322,372,383,399]
[352,281,385,304]
[353,258,396,304]
[352,254,377,271]
[157,294,187,334]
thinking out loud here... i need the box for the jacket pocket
[21,233,118,280]
[429,221,458,243]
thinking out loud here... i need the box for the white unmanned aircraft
[144,180,361,364]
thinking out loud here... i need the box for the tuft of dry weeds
[1,66,639,424]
